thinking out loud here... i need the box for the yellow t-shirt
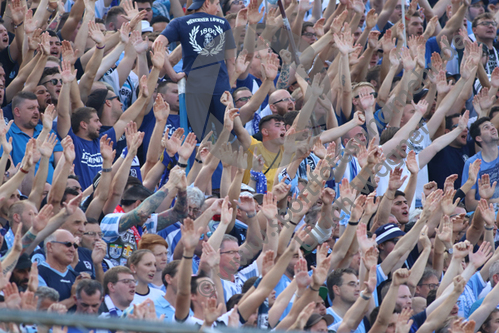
[242,138,284,192]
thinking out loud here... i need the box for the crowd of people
[2,0,499,331]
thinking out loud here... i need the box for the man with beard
[462,117,499,210]
[9,253,32,291]
[5,91,62,183]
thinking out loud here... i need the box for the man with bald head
[267,89,295,116]
[6,200,38,250]
[38,229,80,308]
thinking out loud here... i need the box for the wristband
[102,168,112,173]
[246,211,257,218]
[289,221,298,226]
[195,158,203,164]
[405,15,410,21]
[447,248,453,254]
[485,226,494,231]
[47,6,56,12]
[360,291,371,300]
[96,44,105,49]
[310,223,333,244]
[178,162,188,168]
[20,167,29,174]
[14,21,23,29]
[309,285,319,292]
[348,221,359,226]
[183,255,193,259]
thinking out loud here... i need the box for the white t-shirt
[131,286,165,306]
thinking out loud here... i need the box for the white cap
[141,20,153,33]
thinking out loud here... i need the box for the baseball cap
[188,0,205,11]
[304,313,335,330]
[15,253,32,270]
[375,223,405,244]
[141,20,153,33]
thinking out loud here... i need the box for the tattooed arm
[156,189,188,231]
[118,166,185,233]
[276,62,292,90]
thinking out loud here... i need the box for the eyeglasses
[236,96,251,103]
[117,279,137,285]
[106,95,120,101]
[273,97,295,104]
[302,32,317,38]
[471,3,485,8]
[354,92,378,99]
[478,21,497,27]
[42,78,62,86]
[83,231,103,237]
[389,238,399,244]
[420,283,439,290]
[220,250,240,255]
[51,241,78,249]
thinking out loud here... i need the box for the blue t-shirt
[139,110,181,163]
[461,149,499,200]
[100,125,126,158]
[160,12,236,95]
[38,261,78,301]
[4,123,62,184]
[65,127,116,189]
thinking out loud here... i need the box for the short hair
[394,190,405,198]
[190,271,209,295]
[95,18,105,25]
[187,187,205,208]
[418,268,439,286]
[221,234,239,250]
[490,106,499,119]
[232,86,250,100]
[283,111,299,127]
[39,67,60,85]
[44,232,58,253]
[8,201,27,222]
[326,268,357,300]
[135,0,153,4]
[12,91,37,110]
[227,294,243,310]
[445,113,461,131]
[46,56,61,65]
[126,249,153,269]
[75,279,103,299]
[121,185,153,206]
[103,266,133,295]
[138,234,168,251]
[62,188,80,204]
[71,107,97,134]
[470,117,491,146]
[259,114,285,133]
[351,82,375,93]
[105,6,126,27]
[379,126,400,145]
[68,174,80,182]
[35,286,59,310]
[126,176,143,188]
[301,21,314,35]
[242,276,258,293]
[44,30,59,38]
[472,12,494,28]
[162,260,180,288]
[150,15,169,25]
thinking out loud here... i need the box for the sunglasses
[51,241,79,249]
[273,97,295,104]
[354,92,378,99]
[236,96,251,103]
[106,95,120,101]
[42,78,62,86]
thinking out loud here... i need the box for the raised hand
[220,196,233,226]
[406,150,418,175]
[388,167,408,192]
[61,41,78,66]
[247,0,264,24]
[468,159,481,186]
[178,132,197,162]
[441,189,459,216]
[235,50,251,75]
[469,241,493,269]
[295,258,312,290]
[478,199,496,228]
[162,127,184,157]
[181,217,203,252]
[153,94,170,122]
[151,39,167,71]
[478,174,497,200]
[91,239,107,264]
[261,250,274,277]
[435,215,453,249]
[88,20,105,46]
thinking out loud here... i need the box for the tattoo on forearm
[3,260,18,274]
[341,75,346,87]
[119,189,169,232]
[22,230,37,249]
[277,64,291,89]
[157,189,188,231]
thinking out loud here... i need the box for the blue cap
[375,223,405,244]
[188,0,205,11]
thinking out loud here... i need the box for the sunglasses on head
[51,241,78,249]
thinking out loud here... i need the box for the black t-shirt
[428,141,475,190]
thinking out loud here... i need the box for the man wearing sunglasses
[37,229,81,309]
[39,67,62,107]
